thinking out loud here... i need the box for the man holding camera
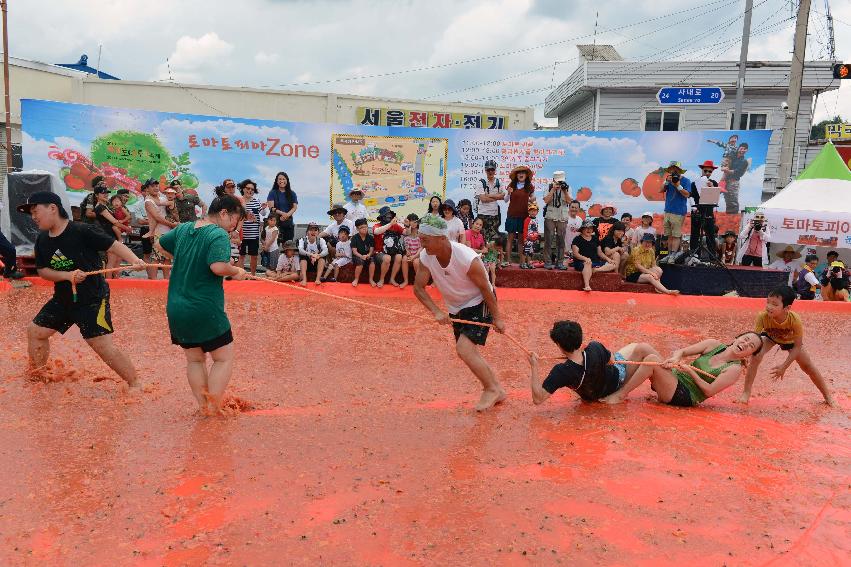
[736,211,770,267]
[542,171,571,270]
[662,162,690,256]
[689,160,720,257]
[821,260,850,301]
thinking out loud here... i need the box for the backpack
[382,229,406,255]
[475,178,500,215]
[300,236,323,257]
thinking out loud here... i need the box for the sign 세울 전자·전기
[656,87,725,105]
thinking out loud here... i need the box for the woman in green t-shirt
[607,332,763,407]
[157,195,247,415]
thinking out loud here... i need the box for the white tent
[762,142,851,251]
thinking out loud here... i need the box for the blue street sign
[656,87,725,105]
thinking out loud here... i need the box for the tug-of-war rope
[68,264,717,381]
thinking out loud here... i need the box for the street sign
[656,87,725,105]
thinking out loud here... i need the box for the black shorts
[279,222,295,243]
[760,332,796,351]
[139,226,153,254]
[798,290,815,300]
[172,329,233,353]
[373,252,399,265]
[740,254,762,267]
[625,272,641,283]
[452,301,492,346]
[353,255,370,266]
[33,296,114,340]
[667,381,695,407]
[301,256,323,272]
[239,238,260,256]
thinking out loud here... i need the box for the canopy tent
[761,142,851,250]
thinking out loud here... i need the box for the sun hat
[327,202,347,216]
[641,211,653,219]
[664,161,686,174]
[775,245,802,260]
[600,202,617,214]
[509,165,534,182]
[698,160,718,170]
[552,171,566,183]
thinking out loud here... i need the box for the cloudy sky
[9,0,851,124]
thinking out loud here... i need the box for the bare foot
[475,388,507,411]
[352,281,359,287]
[399,282,408,289]
[370,281,377,287]
[390,281,400,288]
[600,392,625,404]
[299,280,307,287]
[583,286,592,292]
[733,394,750,405]
[667,289,681,295]
[376,282,384,289]
[315,280,323,286]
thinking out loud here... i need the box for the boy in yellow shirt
[738,285,835,407]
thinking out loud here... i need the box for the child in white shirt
[321,225,353,282]
[267,240,300,282]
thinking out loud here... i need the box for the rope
[243,274,534,356]
[71,265,719,381]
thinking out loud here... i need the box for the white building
[544,46,839,198]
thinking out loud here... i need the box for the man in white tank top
[415,214,506,411]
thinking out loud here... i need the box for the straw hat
[775,245,802,260]
[509,165,534,182]
[327,202,347,216]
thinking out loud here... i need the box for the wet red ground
[0,281,849,566]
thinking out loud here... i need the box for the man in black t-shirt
[528,320,659,404]
[18,192,145,389]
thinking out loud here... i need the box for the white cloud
[255,51,279,65]
[156,32,234,82]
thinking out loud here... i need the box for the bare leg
[249,255,258,275]
[86,334,140,388]
[506,233,515,265]
[600,343,660,403]
[299,259,308,286]
[644,354,681,403]
[352,264,363,287]
[238,254,246,270]
[400,258,410,288]
[638,273,679,295]
[368,260,376,286]
[27,323,56,368]
[389,254,402,286]
[796,348,836,407]
[206,342,235,414]
[184,347,209,410]
[377,256,390,287]
[581,262,593,291]
[314,259,325,284]
[455,334,505,411]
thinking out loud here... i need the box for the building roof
[576,44,623,62]
[545,60,838,118]
[55,54,120,80]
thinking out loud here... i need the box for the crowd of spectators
[5,161,846,302]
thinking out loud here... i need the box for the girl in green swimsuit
[608,332,764,407]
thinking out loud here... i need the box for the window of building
[644,110,681,131]
[729,112,768,130]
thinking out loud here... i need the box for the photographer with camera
[736,211,770,267]
[662,162,691,256]
[542,171,571,270]
[689,160,720,256]
[820,260,850,302]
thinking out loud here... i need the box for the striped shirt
[404,235,422,257]
[242,196,262,240]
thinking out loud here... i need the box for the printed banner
[763,209,851,250]
[21,99,772,225]
[356,106,507,129]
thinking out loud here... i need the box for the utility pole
[2,0,12,170]
[732,0,754,130]
[777,0,812,189]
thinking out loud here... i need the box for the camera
[752,220,763,230]
[671,173,680,183]
[781,101,789,110]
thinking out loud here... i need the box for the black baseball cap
[116,188,130,195]
[16,191,69,218]
[93,185,109,195]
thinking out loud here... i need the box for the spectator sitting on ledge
[624,233,680,295]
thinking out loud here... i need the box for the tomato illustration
[642,168,667,201]
[621,177,641,197]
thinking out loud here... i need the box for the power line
[427,0,743,101]
[255,0,739,90]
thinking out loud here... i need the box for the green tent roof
[796,142,851,182]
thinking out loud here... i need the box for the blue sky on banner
[22,100,770,222]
